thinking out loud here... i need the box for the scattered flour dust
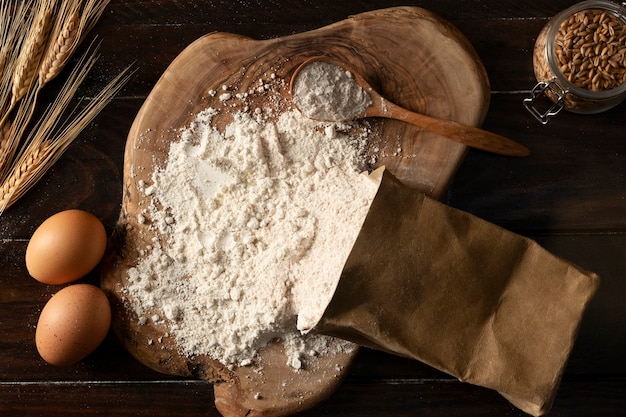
[125,72,380,370]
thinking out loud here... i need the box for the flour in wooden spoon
[293,61,372,122]
[125,77,379,368]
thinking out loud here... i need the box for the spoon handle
[373,99,530,157]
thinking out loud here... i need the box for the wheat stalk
[38,9,81,86]
[10,0,55,108]
[0,140,53,211]
[0,85,40,183]
[0,0,128,213]
[0,1,31,118]
[1,4,48,178]
[0,120,13,169]
[0,46,134,214]
[0,2,18,74]
[0,1,30,74]
[38,0,111,87]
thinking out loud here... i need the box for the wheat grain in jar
[524,0,626,123]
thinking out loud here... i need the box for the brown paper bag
[313,168,599,416]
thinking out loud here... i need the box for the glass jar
[524,0,626,124]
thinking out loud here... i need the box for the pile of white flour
[124,72,380,368]
[293,61,372,121]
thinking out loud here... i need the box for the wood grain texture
[1,1,624,416]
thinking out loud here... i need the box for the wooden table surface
[1,1,624,416]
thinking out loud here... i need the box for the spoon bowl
[290,57,530,157]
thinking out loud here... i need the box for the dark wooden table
[1,1,624,416]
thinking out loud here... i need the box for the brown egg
[26,209,107,285]
[35,284,111,366]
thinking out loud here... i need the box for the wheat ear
[10,0,54,107]
[0,1,31,118]
[38,9,81,86]
[38,0,111,87]
[0,140,53,211]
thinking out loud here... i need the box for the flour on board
[124,70,380,369]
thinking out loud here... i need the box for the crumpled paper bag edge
[310,167,600,417]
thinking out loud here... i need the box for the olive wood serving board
[101,6,490,417]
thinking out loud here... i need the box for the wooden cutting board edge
[105,6,491,417]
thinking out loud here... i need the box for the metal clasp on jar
[523,79,568,124]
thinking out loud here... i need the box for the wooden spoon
[290,57,530,157]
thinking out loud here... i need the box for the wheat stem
[0,120,13,169]
[78,0,112,42]
[0,84,40,183]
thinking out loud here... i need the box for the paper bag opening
[311,168,599,416]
